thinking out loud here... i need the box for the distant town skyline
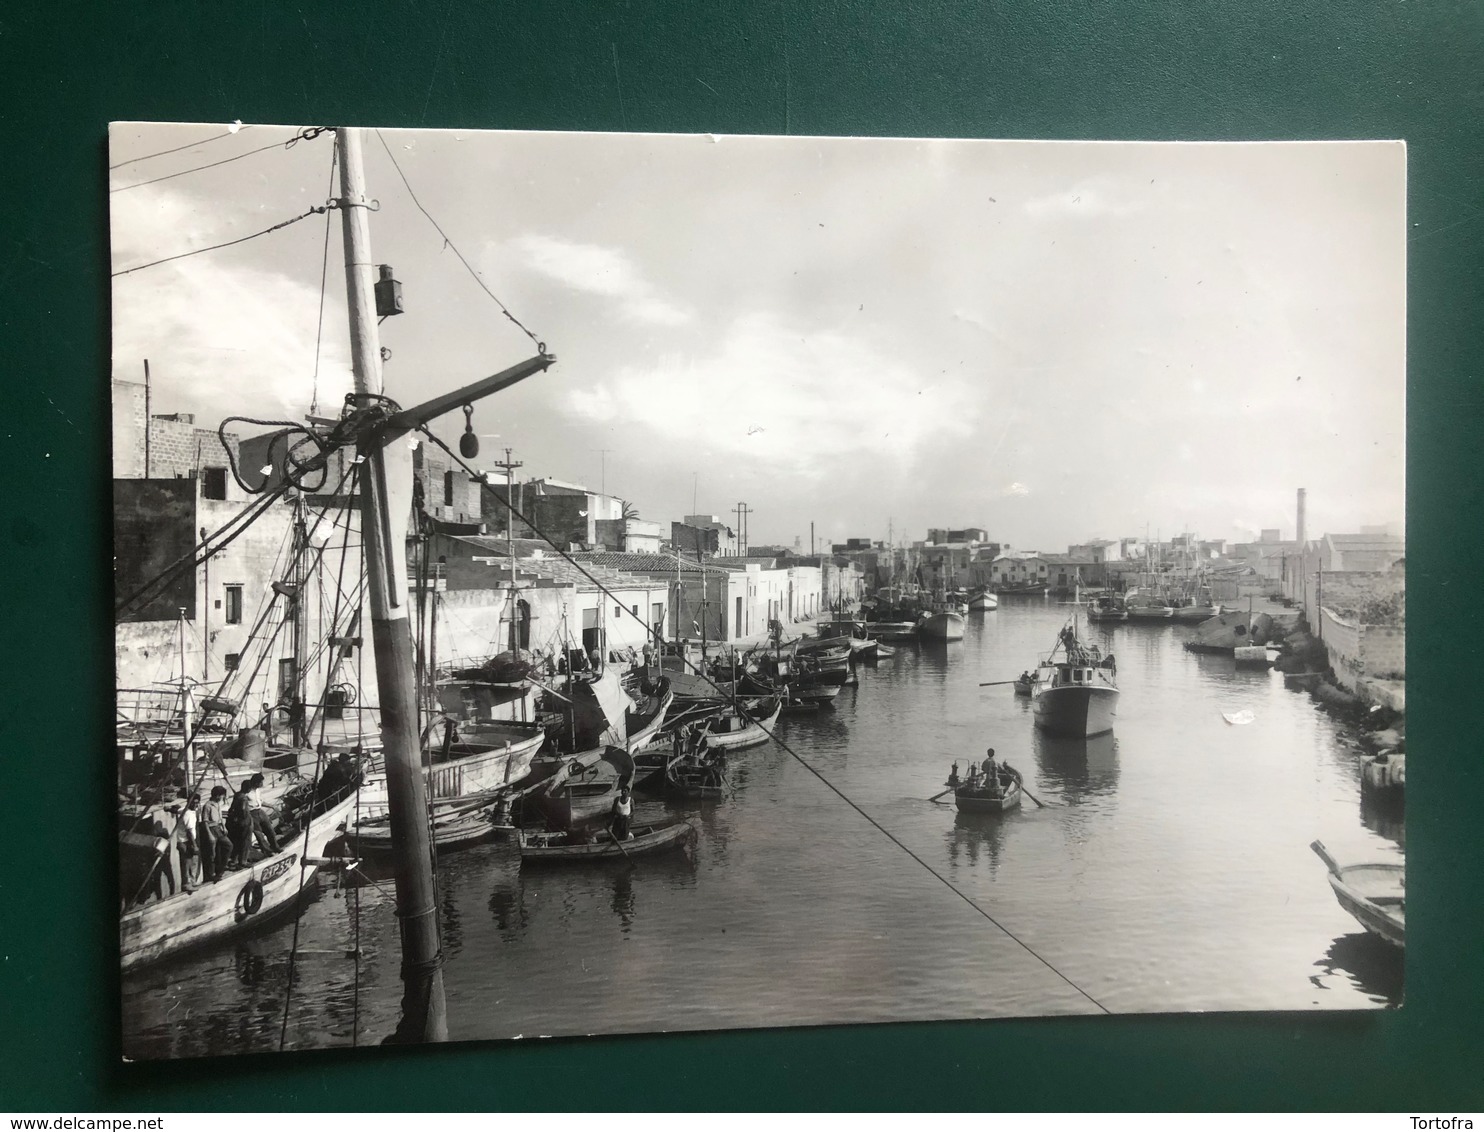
[110,125,1405,552]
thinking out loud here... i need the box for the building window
[443,470,455,506]
[224,585,243,625]
[224,652,240,672]
[614,604,623,619]
[202,466,228,500]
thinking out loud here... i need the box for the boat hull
[519,821,696,862]
[954,780,1022,813]
[1032,685,1119,737]
[120,792,356,972]
[1328,866,1405,948]
[968,593,998,612]
[918,612,966,641]
[356,728,544,821]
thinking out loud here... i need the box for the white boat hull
[918,612,966,641]
[355,729,545,821]
[120,792,356,972]
[1032,685,1119,737]
[968,594,998,612]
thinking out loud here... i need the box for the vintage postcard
[111,125,1404,1058]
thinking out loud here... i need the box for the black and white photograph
[111,123,1406,1060]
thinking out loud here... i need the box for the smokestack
[1296,487,1307,547]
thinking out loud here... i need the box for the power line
[372,128,546,351]
[111,205,327,278]
[109,125,254,170]
[418,426,1111,1015]
[110,137,294,193]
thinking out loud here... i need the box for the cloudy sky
[110,124,1405,551]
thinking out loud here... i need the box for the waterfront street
[121,598,1400,1059]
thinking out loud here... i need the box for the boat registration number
[259,854,297,884]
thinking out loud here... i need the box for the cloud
[562,311,980,471]
[510,234,690,326]
[110,186,352,419]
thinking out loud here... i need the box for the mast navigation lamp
[459,403,481,458]
[374,264,404,317]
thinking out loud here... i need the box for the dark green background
[2,0,1479,1111]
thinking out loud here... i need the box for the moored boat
[519,821,696,862]
[120,787,358,972]
[1030,620,1119,737]
[1085,593,1128,623]
[968,588,998,612]
[918,610,966,641]
[1311,841,1405,949]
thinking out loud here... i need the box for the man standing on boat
[611,787,633,841]
[199,786,230,883]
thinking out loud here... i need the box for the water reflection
[610,870,636,931]
[946,808,1013,873]
[1032,730,1120,803]
[1360,790,1406,848]
[1313,932,1403,1005]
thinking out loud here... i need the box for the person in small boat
[199,785,230,883]
[611,787,633,841]
[982,750,1000,796]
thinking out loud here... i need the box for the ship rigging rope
[120,467,356,847]
[419,428,1112,1015]
[280,464,361,1052]
[372,128,546,353]
[110,126,328,192]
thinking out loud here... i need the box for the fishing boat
[1310,841,1405,949]
[1085,593,1128,623]
[953,764,1023,813]
[697,695,780,751]
[518,821,696,862]
[353,718,545,822]
[665,747,729,799]
[995,580,1047,596]
[350,794,512,855]
[1030,619,1119,737]
[1122,590,1175,622]
[968,588,998,612]
[918,608,966,641]
[120,785,358,972]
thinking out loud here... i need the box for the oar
[978,679,1024,687]
[606,821,635,863]
[1008,768,1047,808]
[928,785,956,804]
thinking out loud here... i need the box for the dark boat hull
[519,821,696,862]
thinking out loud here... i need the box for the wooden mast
[336,127,447,1043]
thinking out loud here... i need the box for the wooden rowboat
[518,821,696,862]
[1311,840,1405,949]
[953,766,1023,813]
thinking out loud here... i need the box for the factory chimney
[1296,487,1307,548]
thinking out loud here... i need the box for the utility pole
[143,360,152,477]
[490,447,524,650]
[598,448,611,500]
[336,127,447,1043]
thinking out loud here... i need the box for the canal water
[122,599,1403,1059]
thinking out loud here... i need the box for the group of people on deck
[947,748,1015,797]
[130,753,364,905]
